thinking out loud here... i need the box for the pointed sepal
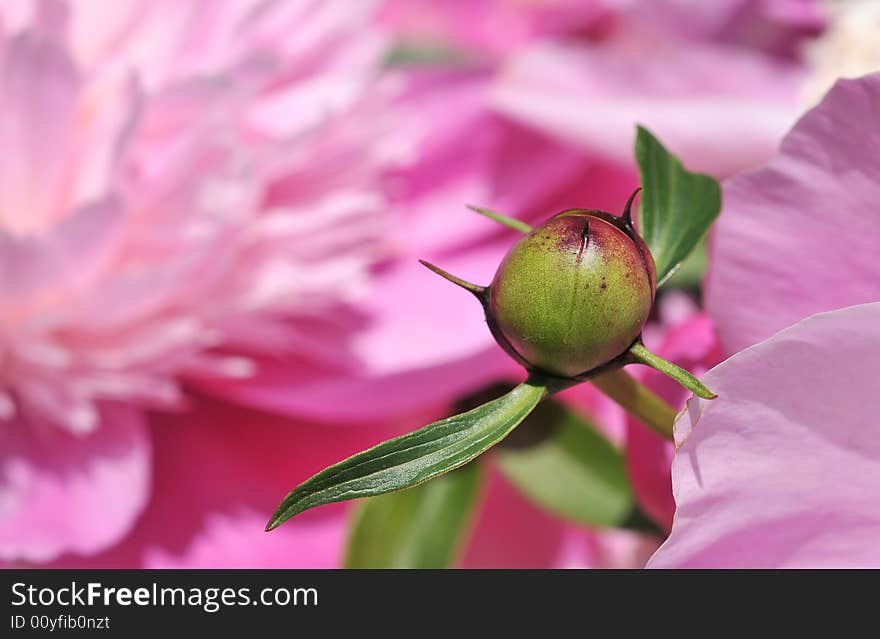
[628,342,717,399]
[466,205,532,234]
[418,260,487,300]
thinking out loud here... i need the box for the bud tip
[622,187,642,227]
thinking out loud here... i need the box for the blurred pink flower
[650,74,880,567]
[379,0,824,61]
[0,1,654,570]
[0,0,399,564]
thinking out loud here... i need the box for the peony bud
[488,201,655,378]
[421,190,713,399]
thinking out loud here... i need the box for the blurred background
[0,0,877,568]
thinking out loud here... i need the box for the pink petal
[706,74,880,354]
[48,394,409,568]
[492,36,805,177]
[69,72,143,208]
[0,23,79,233]
[0,195,123,318]
[0,405,151,563]
[649,303,880,568]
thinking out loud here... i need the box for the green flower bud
[487,204,655,378]
[420,190,716,399]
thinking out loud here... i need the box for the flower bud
[488,206,655,378]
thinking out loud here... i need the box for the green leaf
[495,397,637,528]
[635,125,722,286]
[266,380,547,530]
[345,462,482,568]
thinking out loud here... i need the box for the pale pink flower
[0,2,648,568]
[806,0,880,102]
[650,74,880,567]
[0,0,397,564]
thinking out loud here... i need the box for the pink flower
[0,1,658,569]
[650,74,880,567]
[0,0,398,564]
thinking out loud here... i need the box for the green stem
[629,343,717,399]
[589,369,677,441]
